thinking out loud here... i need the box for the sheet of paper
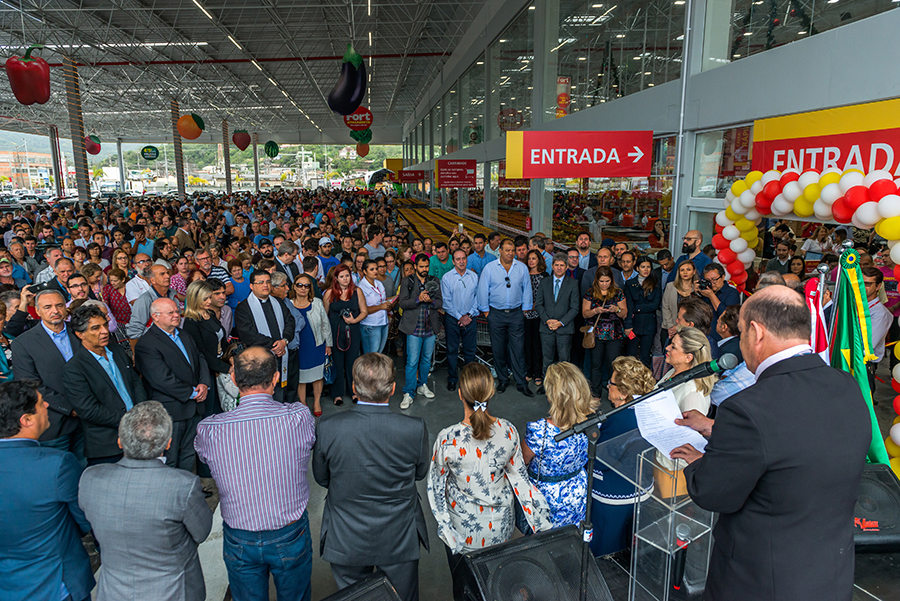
[633,389,708,458]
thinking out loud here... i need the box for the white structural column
[62,57,91,204]
[222,120,232,195]
[116,139,126,193]
[170,100,186,202]
[482,50,496,229]
[48,126,63,197]
[252,133,260,193]
[528,0,556,237]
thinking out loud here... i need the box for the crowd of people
[0,187,890,601]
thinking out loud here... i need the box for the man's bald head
[740,286,811,372]
[232,346,279,394]
[682,230,703,255]
[149,298,180,333]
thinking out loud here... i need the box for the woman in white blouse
[358,259,390,354]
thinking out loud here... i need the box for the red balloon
[780,171,800,186]
[730,271,749,286]
[892,378,900,394]
[712,234,730,250]
[845,186,870,211]
[756,199,773,215]
[893,264,900,281]
[894,395,900,416]
[718,248,737,264]
[762,180,781,202]
[715,223,724,234]
[726,261,746,276]
[868,178,898,203]
[831,197,854,223]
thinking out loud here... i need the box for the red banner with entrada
[505,130,653,179]
[436,159,477,188]
[751,98,900,174]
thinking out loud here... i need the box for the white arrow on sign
[628,146,644,163]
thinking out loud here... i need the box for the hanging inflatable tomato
[232,129,251,151]
[356,143,370,157]
[84,135,101,155]
[177,114,205,140]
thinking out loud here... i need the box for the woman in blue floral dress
[523,361,598,529]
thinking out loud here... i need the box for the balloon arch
[713,167,900,291]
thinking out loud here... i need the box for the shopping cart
[431,313,497,379]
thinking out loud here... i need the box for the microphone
[671,523,692,591]
[661,353,738,389]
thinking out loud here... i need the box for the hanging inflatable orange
[177,114,205,140]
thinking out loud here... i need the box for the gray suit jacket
[534,274,580,335]
[78,458,213,601]
[581,265,625,296]
[312,403,430,566]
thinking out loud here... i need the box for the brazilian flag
[829,248,890,464]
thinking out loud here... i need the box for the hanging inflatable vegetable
[84,135,101,155]
[176,114,205,140]
[327,43,366,116]
[356,144,369,157]
[264,140,279,158]
[232,129,251,151]
[349,127,372,157]
[6,44,50,105]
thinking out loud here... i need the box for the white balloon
[892,363,900,383]
[744,208,761,221]
[722,225,741,240]
[895,178,900,188]
[731,198,749,215]
[798,171,820,189]
[739,190,757,209]
[813,200,833,221]
[782,181,803,202]
[856,201,882,228]
[820,182,842,205]
[851,213,868,230]
[863,169,892,187]
[723,197,732,209]
[750,180,763,195]
[820,167,842,178]
[891,423,900,447]
[743,260,754,270]
[715,211,734,227]
[877,194,900,219]
[761,170,781,185]
[839,171,865,194]
[725,189,736,204]
[889,239,899,250]
[890,242,900,264]
[770,203,791,217]
[737,248,756,264]
[772,195,795,214]
[729,237,749,253]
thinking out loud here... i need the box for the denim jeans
[361,323,389,354]
[223,511,312,601]
[404,334,435,395]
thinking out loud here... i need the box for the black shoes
[518,385,535,398]
[497,381,509,393]
[536,385,546,395]
[447,381,457,392]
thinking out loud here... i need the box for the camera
[340,308,353,319]
[698,278,711,291]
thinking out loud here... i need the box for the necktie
[554,278,560,302]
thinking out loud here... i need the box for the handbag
[581,314,602,349]
[323,354,335,385]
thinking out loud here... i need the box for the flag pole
[827,239,856,347]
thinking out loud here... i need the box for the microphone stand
[556,377,690,601]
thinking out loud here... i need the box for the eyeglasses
[505,276,511,289]
[295,283,311,289]
[136,259,150,264]
[683,236,699,241]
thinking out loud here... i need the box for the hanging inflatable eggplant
[327,43,366,116]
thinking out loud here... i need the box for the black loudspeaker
[854,463,900,552]
[460,525,614,601]
[321,575,402,601]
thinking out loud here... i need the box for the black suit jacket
[133,325,211,422]
[534,274,579,335]
[234,295,296,350]
[312,403,430,565]
[183,316,231,374]
[63,343,147,458]
[623,279,662,335]
[274,258,301,281]
[684,354,870,601]
[717,336,743,363]
[11,323,80,441]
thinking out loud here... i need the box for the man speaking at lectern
[671,286,871,601]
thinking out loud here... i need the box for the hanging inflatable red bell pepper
[6,44,51,106]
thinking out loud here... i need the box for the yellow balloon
[740,229,758,242]
[745,171,763,186]
[843,168,864,176]
[735,218,755,232]
[894,340,900,360]
[878,216,900,240]
[892,457,900,481]
[803,184,821,203]
[819,172,841,187]
[894,415,900,426]
[793,199,815,217]
[725,206,739,221]
[730,180,749,197]
[748,236,761,249]
[886,436,900,458]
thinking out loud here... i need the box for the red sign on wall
[437,160,476,188]
[505,130,653,179]
[398,169,424,183]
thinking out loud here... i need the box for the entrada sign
[505,130,653,179]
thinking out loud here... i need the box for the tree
[92,165,104,180]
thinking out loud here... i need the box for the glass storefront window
[544,0,685,122]
[423,113,432,161]
[498,160,531,233]
[692,126,753,198]
[443,87,458,155]
[488,6,534,141]
[702,0,897,72]
[464,163,485,221]
[459,57,485,148]
[433,104,443,159]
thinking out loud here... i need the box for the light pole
[21,138,30,190]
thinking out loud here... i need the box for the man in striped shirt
[195,346,316,601]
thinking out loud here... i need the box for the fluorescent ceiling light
[191,0,214,20]
[251,60,262,70]
[227,35,242,49]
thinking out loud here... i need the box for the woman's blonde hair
[544,362,597,431]
[610,356,655,400]
[183,280,214,321]
[458,363,496,440]
[673,326,716,395]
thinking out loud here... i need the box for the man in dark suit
[11,289,83,460]
[0,380,95,601]
[274,240,302,281]
[580,246,624,296]
[672,286,871,601]
[134,297,210,470]
[313,352,430,601]
[234,270,295,401]
[534,252,579,394]
[714,304,743,363]
[65,305,147,465]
